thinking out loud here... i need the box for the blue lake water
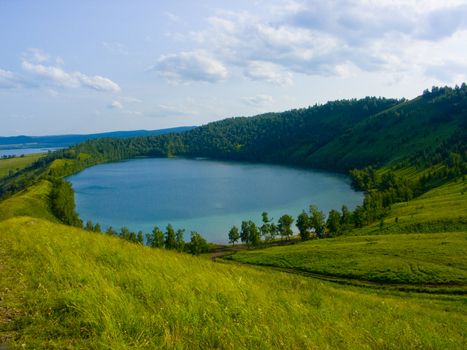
[0,147,62,157]
[68,158,363,243]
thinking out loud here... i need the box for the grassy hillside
[0,84,465,349]
[345,178,467,236]
[1,217,466,349]
[227,232,467,291]
[0,154,43,178]
[0,180,58,223]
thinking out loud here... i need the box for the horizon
[1,0,467,136]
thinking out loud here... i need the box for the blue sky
[1,0,467,136]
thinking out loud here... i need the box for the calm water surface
[68,158,363,243]
[0,147,62,157]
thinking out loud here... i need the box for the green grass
[0,154,43,178]
[353,179,467,235]
[1,217,466,349]
[227,232,467,288]
[0,180,58,223]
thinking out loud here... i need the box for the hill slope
[1,217,466,349]
[0,126,195,150]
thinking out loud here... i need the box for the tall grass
[228,232,467,287]
[1,217,466,349]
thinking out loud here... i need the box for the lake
[0,147,62,157]
[68,158,363,243]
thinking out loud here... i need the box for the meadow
[1,217,466,349]
[0,154,43,178]
[226,232,467,291]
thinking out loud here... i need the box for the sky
[1,0,467,136]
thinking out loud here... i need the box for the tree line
[83,220,209,256]
[227,203,358,247]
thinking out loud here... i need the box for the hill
[0,126,195,150]
[0,84,465,349]
[1,217,466,349]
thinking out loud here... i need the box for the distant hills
[0,126,196,150]
[70,84,466,173]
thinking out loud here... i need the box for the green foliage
[175,229,185,252]
[296,211,311,241]
[228,225,240,245]
[326,209,342,236]
[164,224,177,250]
[278,214,294,240]
[240,220,260,247]
[188,231,209,255]
[309,205,326,236]
[146,226,165,248]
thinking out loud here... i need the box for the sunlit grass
[0,180,58,223]
[1,217,466,349]
[0,153,43,178]
[228,232,467,287]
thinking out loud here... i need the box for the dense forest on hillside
[1,85,465,206]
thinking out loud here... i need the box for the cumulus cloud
[22,60,120,92]
[0,69,26,89]
[244,61,292,86]
[159,1,467,84]
[152,50,228,83]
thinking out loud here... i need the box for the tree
[85,220,94,231]
[249,221,260,247]
[189,231,209,255]
[296,211,310,241]
[240,221,250,245]
[353,206,365,228]
[146,226,164,248]
[175,229,185,252]
[326,209,341,236]
[120,226,130,240]
[165,224,177,249]
[128,231,137,243]
[341,205,351,227]
[137,230,144,244]
[309,205,325,237]
[260,212,273,241]
[94,223,102,233]
[228,225,240,246]
[240,220,260,247]
[105,226,116,236]
[278,214,294,240]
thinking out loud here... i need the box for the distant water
[68,158,363,243]
[0,147,62,157]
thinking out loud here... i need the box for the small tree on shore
[278,214,294,240]
[228,226,240,246]
[189,231,209,255]
[296,211,310,241]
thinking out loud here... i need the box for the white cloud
[22,60,120,92]
[162,1,467,83]
[25,48,49,63]
[244,61,292,86]
[109,100,123,109]
[0,69,26,89]
[153,50,228,83]
[242,94,274,107]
